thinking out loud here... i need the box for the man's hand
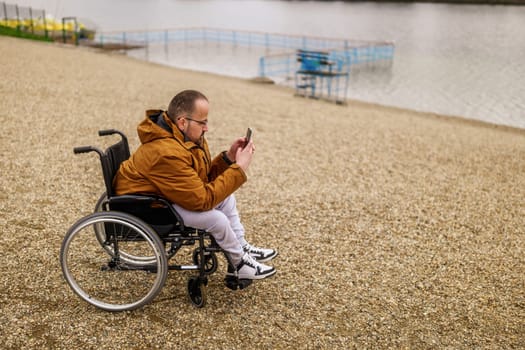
[235,140,255,171]
[226,136,249,162]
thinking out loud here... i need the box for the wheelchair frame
[60,129,251,312]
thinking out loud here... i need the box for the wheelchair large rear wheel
[60,211,168,312]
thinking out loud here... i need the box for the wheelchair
[60,129,252,312]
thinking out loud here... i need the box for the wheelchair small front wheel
[60,211,168,312]
[192,248,218,275]
[187,277,207,308]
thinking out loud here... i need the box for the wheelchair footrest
[224,276,253,290]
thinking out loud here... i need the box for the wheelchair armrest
[109,194,185,230]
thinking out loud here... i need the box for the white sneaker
[236,253,276,280]
[243,243,278,263]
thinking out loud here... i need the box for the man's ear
[175,117,185,129]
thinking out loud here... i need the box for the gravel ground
[0,36,524,349]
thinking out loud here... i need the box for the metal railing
[96,27,395,80]
[97,27,390,51]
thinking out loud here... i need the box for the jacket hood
[137,109,179,145]
[137,110,207,150]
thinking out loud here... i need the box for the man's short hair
[167,90,208,122]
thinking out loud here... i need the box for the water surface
[14,0,525,129]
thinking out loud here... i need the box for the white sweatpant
[171,195,247,267]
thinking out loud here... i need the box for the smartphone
[245,127,252,146]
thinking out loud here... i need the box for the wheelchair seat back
[101,132,130,197]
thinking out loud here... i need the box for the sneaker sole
[237,268,277,280]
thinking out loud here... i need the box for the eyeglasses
[184,116,208,126]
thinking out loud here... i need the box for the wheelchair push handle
[99,129,128,142]
[98,129,129,148]
[98,129,119,136]
[73,146,104,158]
[74,146,96,154]
[74,129,124,154]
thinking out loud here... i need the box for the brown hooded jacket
[113,110,247,211]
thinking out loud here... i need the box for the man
[114,90,277,280]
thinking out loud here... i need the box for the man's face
[181,98,209,144]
